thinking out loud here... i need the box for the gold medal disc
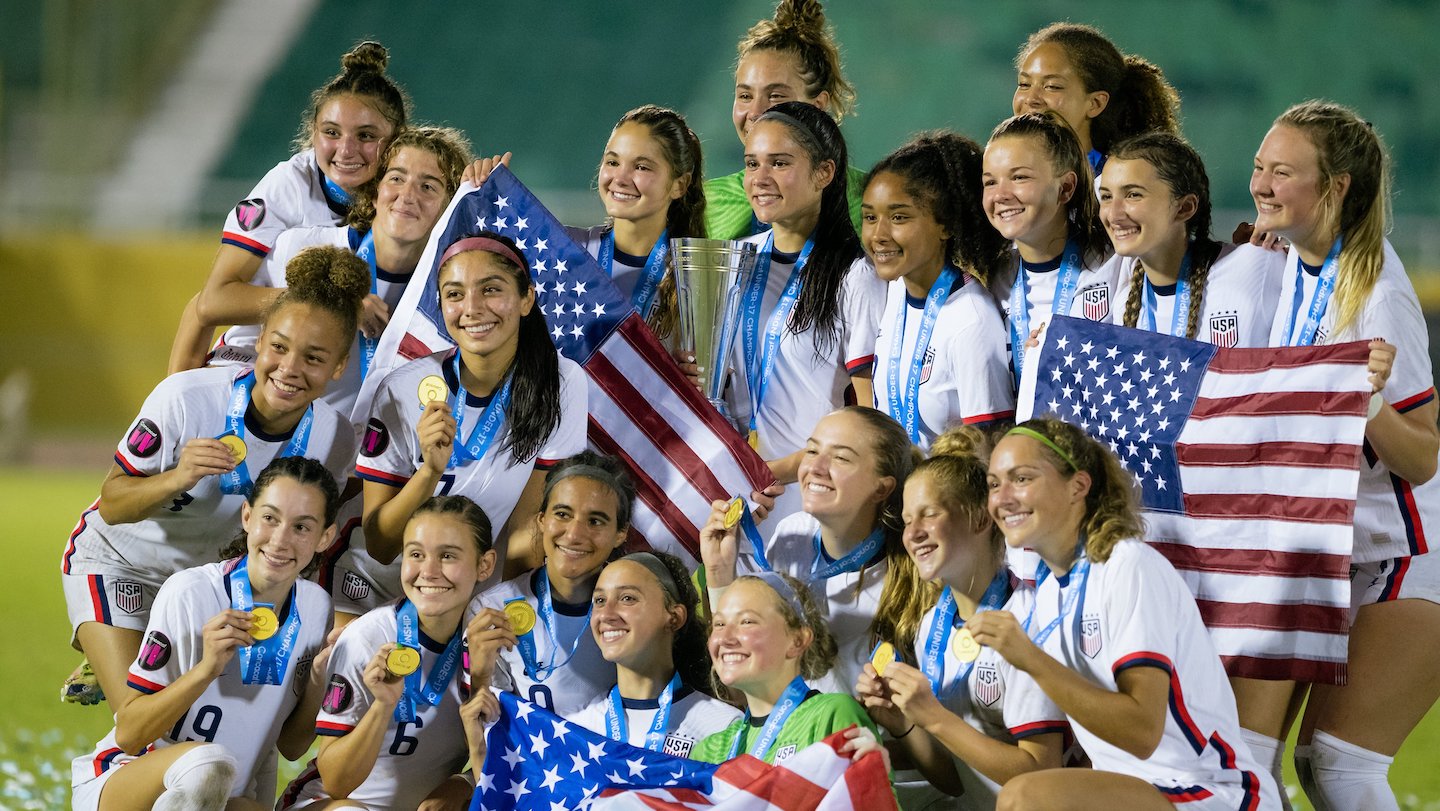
[746,429,759,450]
[723,496,746,529]
[249,606,278,641]
[952,627,981,663]
[218,434,248,463]
[870,641,897,676]
[504,602,537,635]
[387,645,421,677]
[417,375,448,406]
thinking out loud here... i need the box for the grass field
[4,467,1438,808]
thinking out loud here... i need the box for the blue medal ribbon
[605,673,681,752]
[1279,238,1343,347]
[512,568,591,681]
[1008,240,1084,385]
[447,352,514,469]
[736,504,771,572]
[920,572,1012,695]
[1022,545,1091,648]
[321,173,353,209]
[727,675,809,760]
[1139,253,1192,338]
[353,230,382,380]
[228,556,302,686]
[740,234,815,439]
[217,371,314,496]
[393,600,464,723]
[599,228,670,319]
[884,265,960,444]
[810,527,886,580]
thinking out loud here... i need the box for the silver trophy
[672,238,758,421]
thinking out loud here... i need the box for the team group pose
[59,3,1436,809]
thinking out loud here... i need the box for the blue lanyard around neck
[605,673,681,752]
[447,352,514,469]
[740,233,815,435]
[353,230,382,380]
[1023,548,1091,648]
[393,600,464,723]
[810,526,885,580]
[884,266,959,444]
[1280,238,1343,346]
[512,567,591,681]
[599,227,670,319]
[1139,252,1192,338]
[920,572,1011,695]
[728,675,809,760]
[217,371,313,496]
[1008,240,1083,385]
[228,557,302,686]
[321,173,352,209]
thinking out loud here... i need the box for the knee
[997,772,1042,811]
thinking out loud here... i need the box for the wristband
[1368,393,1384,420]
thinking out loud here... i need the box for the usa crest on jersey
[1080,615,1103,658]
[341,571,372,602]
[662,733,694,759]
[115,580,144,614]
[1080,285,1110,321]
[974,662,1003,707]
[1209,312,1240,349]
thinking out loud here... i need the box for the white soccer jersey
[1030,541,1272,805]
[62,366,355,584]
[872,272,1015,450]
[221,150,348,258]
[1107,243,1283,349]
[279,602,470,811]
[990,247,1118,378]
[914,584,1066,806]
[355,349,587,571]
[565,224,660,311]
[1269,241,1438,563]
[472,568,616,718]
[71,560,331,801]
[570,685,742,759]
[213,225,417,418]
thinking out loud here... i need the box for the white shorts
[62,570,163,643]
[321,497,402,616]
[275,759,325,809]
[1152,771,1279,810]
[70,764,119,811]
[1351,550,1440,612]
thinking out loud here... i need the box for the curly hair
[737,0,855,121]
[265,245,371,356]
[295,40,410,152]
[347,125,473,231]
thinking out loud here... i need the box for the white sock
[1305,729,1398,811]
[1292,743,1315,810]
[152,744,237,811]
[1240,729,1292,811]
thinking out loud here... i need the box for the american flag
[1018,316,1372,683]
[358,167,774,563]
[471,691,897,811]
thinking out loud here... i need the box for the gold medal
[747,429,759,450]
[952,627,981,663]
[417,375,448,406]
[870,641,897,676]
[248,606,278,641]
[218,434,248,463]
[504,602,537,635]
[387,645,421,677]
[723,496,746,529]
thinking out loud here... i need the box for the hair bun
[773,0,826,34]
[341,41,389,75]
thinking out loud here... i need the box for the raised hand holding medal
[248,604,278,641]
[386,645,421,677]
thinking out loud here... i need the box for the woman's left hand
[1367,339,1396,395]
[359,294,391,339]
[839,725,891,768]
[878,661,944,724]
[966,610,1045,672]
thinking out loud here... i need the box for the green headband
[1006,426,1080,472]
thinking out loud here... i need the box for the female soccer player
[705,0,863,240]
[1102,131,1282,346]
[862,131,1014,451]
[279,496,497,810]
[355,231,586,588]
[70,457,341,811]
[975,419,1280,810]
[700,406,912,694]
[726,101,885,527]
[466,452,632,717]
[1254,101,1440,811]
[1011,23,1180,175]
[570,551,741,756]
[858,428,1065,809]
[983,112,1116,388]
[171,41,410,373]
[62,246,367,713]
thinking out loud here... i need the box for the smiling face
[983,135,1076,258]
[861,171,950,289]
[901,471,994,587]
[401,512,493,625]
[732,49,829,144]
[439,251,534,363]
[242,476,337,596]
[1012,43,1107,149]
[986,434,1089,564]
[598,121,685,228]
[1250,124,1335,253]
[374,146,450,247]
[537,476,628,584]
[250,302,349,426]
[590,559,684,669]
[708,579,809,700]
[313,94,395,192]
[1098,157,1193,263]
[797,410,894,526]
[743,119,833,233]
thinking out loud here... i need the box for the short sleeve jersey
[564,224,658,311]
[989,248,1118,376]
[872,272,1015,450]
[1268,241,1438,562]
[71,560,331,800]
[723,248,886,462]
[1107,243,1283,349]
[569,685,742,759]
[690,692,877,766]
[285,603,469,811]
[471,568,616,718]
[221,150,348,257]
[62,366,355,579]
[1031,541,1266,797]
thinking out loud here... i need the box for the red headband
[438,236,528,274]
